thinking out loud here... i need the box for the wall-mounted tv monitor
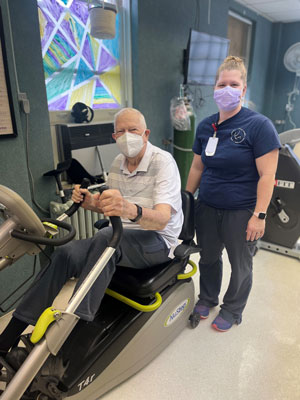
[184,29,230,86]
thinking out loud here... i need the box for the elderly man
[0,108,183,361]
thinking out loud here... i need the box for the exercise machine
[0,182,199,399]
[257,129,300,259]
[43,158,106,204]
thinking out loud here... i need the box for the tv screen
[184,30,230,85]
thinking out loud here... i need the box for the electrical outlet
[18,92,28,101]
[18,92,30,114]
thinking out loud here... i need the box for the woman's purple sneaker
[212,315,232,332]
[193,302,209,319]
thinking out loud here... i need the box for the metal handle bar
[11,218,76,246]
[8,178,89,247]
[96,184,123,249]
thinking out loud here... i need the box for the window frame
[228,10,252,70]
[45,0,132,125]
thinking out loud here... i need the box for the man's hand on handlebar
[72,186,127,218]
[72,185,101,212]
[98,189,125,217]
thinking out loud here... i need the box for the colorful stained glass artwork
[100,65,121,104]
[43,36,76,80]
[38,8,55,50]
[39,0,64,22]
[38,0,121,111]
[61,12,84,50]
[43,29,76,79]
[69,1,89,25]
[102,14,120,60]
[69,80,95,109]
[56,0,74,7]
[93,79,119,109]
[48,94,69,110]
[46,61,76,100]
[74,59,95,87]
[82,34,100,70]
[98,46,117,73]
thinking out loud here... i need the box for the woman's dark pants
[195,201,257,324]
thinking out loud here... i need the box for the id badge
[205,137,219,156]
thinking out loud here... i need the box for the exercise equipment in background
[283,42,300,130]
[258,129,300,260]
[43,158,106,203]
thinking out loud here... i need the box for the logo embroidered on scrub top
[231,128,246,144]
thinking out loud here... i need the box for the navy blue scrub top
[192,107,281,210]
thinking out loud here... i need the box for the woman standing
[186,56,281,332]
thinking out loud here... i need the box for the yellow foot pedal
[30,307,62,344]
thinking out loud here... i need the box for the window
[227,11,252,68]
[37,0,131,123]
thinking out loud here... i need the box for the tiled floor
[1,247,299,400]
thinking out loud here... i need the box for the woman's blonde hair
[215,56,247,84]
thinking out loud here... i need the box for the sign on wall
[0,8,17,138]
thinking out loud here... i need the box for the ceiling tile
[233,0,300,22]
[268,9,300,22]
[258,1,300,13]
[235,0,279,4]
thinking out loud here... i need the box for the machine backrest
[178,190,195,242]
[294,142,300,159]
[263,144,300,248]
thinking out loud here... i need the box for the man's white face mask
[116,131,145,158]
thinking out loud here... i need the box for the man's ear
[242,84,247,97]
[145,129,150,139]
[112,133,116,141]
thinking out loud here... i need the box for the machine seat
[108,258,188,298]
[108,190,198,298]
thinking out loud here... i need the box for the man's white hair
[114,108,147,131]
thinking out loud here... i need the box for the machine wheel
[189,312,201,328]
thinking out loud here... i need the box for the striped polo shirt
[107,141,183,254]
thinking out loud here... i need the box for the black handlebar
[11,218,76,246]
[96,184,123,249]
[109,216,123,249]
[98,185,109,193]
[64,177,90,217]
[11,179,123,250]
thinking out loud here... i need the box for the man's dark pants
[14,228,170,325]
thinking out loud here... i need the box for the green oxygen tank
[173,100,195,190]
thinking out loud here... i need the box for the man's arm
[99,189,171,230]
[186,154,204,194]
[130,203,171,230]
[246,148,279,241]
